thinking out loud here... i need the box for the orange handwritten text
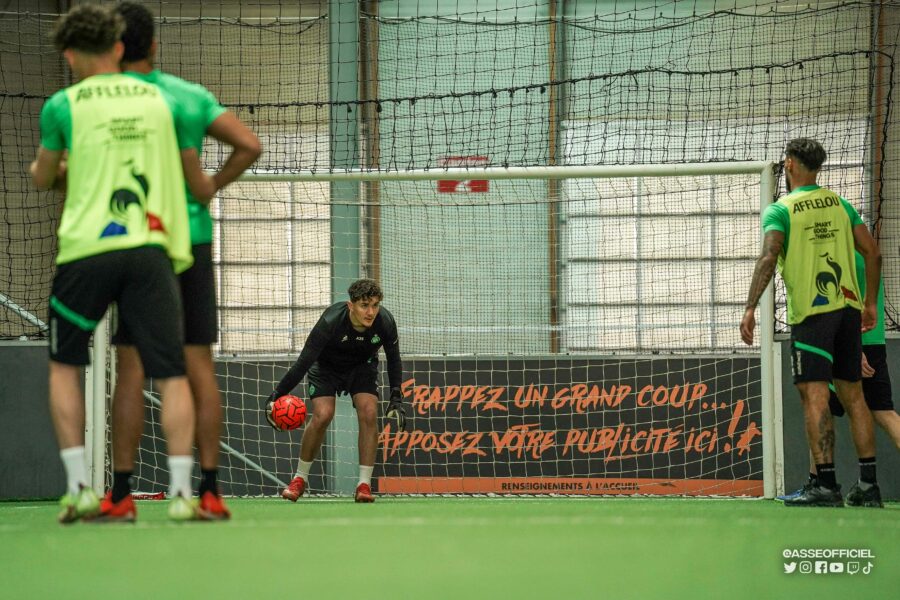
[551,384,631,412]
[489,424,556,460]
[636,383,707,410]
[512,384,630,412]
[403,379,507,415]
[562,425,682,460]
[378,424,487,461]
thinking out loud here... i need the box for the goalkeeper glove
[264,390,281,431]
[385,388,406,431]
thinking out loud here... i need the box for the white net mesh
[125,166,771,497]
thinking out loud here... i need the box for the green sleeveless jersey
[762,185,863,325]
[855,251,885,345]
[40,73,193,273]
[124,70,225,245]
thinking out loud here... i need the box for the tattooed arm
[740,230,784,345]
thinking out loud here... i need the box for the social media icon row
[784,561,873,574]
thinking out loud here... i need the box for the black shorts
[49,246,185,378]
[829,344,894,416]
[306,360,380,400]
[790,307,862,384]
[113,243,217,346]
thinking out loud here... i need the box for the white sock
[358,465,374,487]
[60,446,87,495]
[168,455,193,499]
[296,459,314,482]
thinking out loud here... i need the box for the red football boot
[197,490,231,520]
[282,477,306,502]
[90,491,136,523]
[355,483,374,503]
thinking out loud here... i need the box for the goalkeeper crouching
[265,279,406,502]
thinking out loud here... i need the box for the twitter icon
[784,562,797,574]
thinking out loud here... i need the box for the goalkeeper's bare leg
[353,393,378,502]
[282,396,335,501]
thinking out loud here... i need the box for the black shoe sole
[784,500,844,507]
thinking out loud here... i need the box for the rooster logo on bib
[100,160,164,237]
[812,252,858,307]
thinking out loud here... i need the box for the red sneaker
[282,477,306,502]
[90,491,136,523]
[355,483,374,503]
[197,490,231,520]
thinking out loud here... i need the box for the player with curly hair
[741,138,882,507]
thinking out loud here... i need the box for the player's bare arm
[740,230,784,345]
[206,112,262,199]
[180,148,217,202]
[29,147,64,191]
[861,352,875,378]
[52,155,68,194]
[852,222,882,332]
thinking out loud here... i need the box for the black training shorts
[306,360,380,400]
[49,246,185,378]
[113,243,217,346]
[790,307,862,384]
[829,344,894,416]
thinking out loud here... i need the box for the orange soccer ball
[270,395,307,431]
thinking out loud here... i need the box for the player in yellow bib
[780,251,898,506]
[99,2,261,522]
[30,4,217,523]
[741,138,882,507]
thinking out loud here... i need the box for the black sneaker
[777,480,815,502]
[845,482,883,508]
[783,484,843,507]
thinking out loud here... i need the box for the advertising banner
[378,357,763,496]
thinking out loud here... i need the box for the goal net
[97,163,777,498]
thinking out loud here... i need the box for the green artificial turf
[1,497,896,599]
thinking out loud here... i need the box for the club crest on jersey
[371,335,381,344]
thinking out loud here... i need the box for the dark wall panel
[0,342,64,499]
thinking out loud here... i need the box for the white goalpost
[86,161,782,498]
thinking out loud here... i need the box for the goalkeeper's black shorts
[307,360,380,401]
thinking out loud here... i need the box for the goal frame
[85,161,782,498]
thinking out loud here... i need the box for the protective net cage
[1,0,898,496]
